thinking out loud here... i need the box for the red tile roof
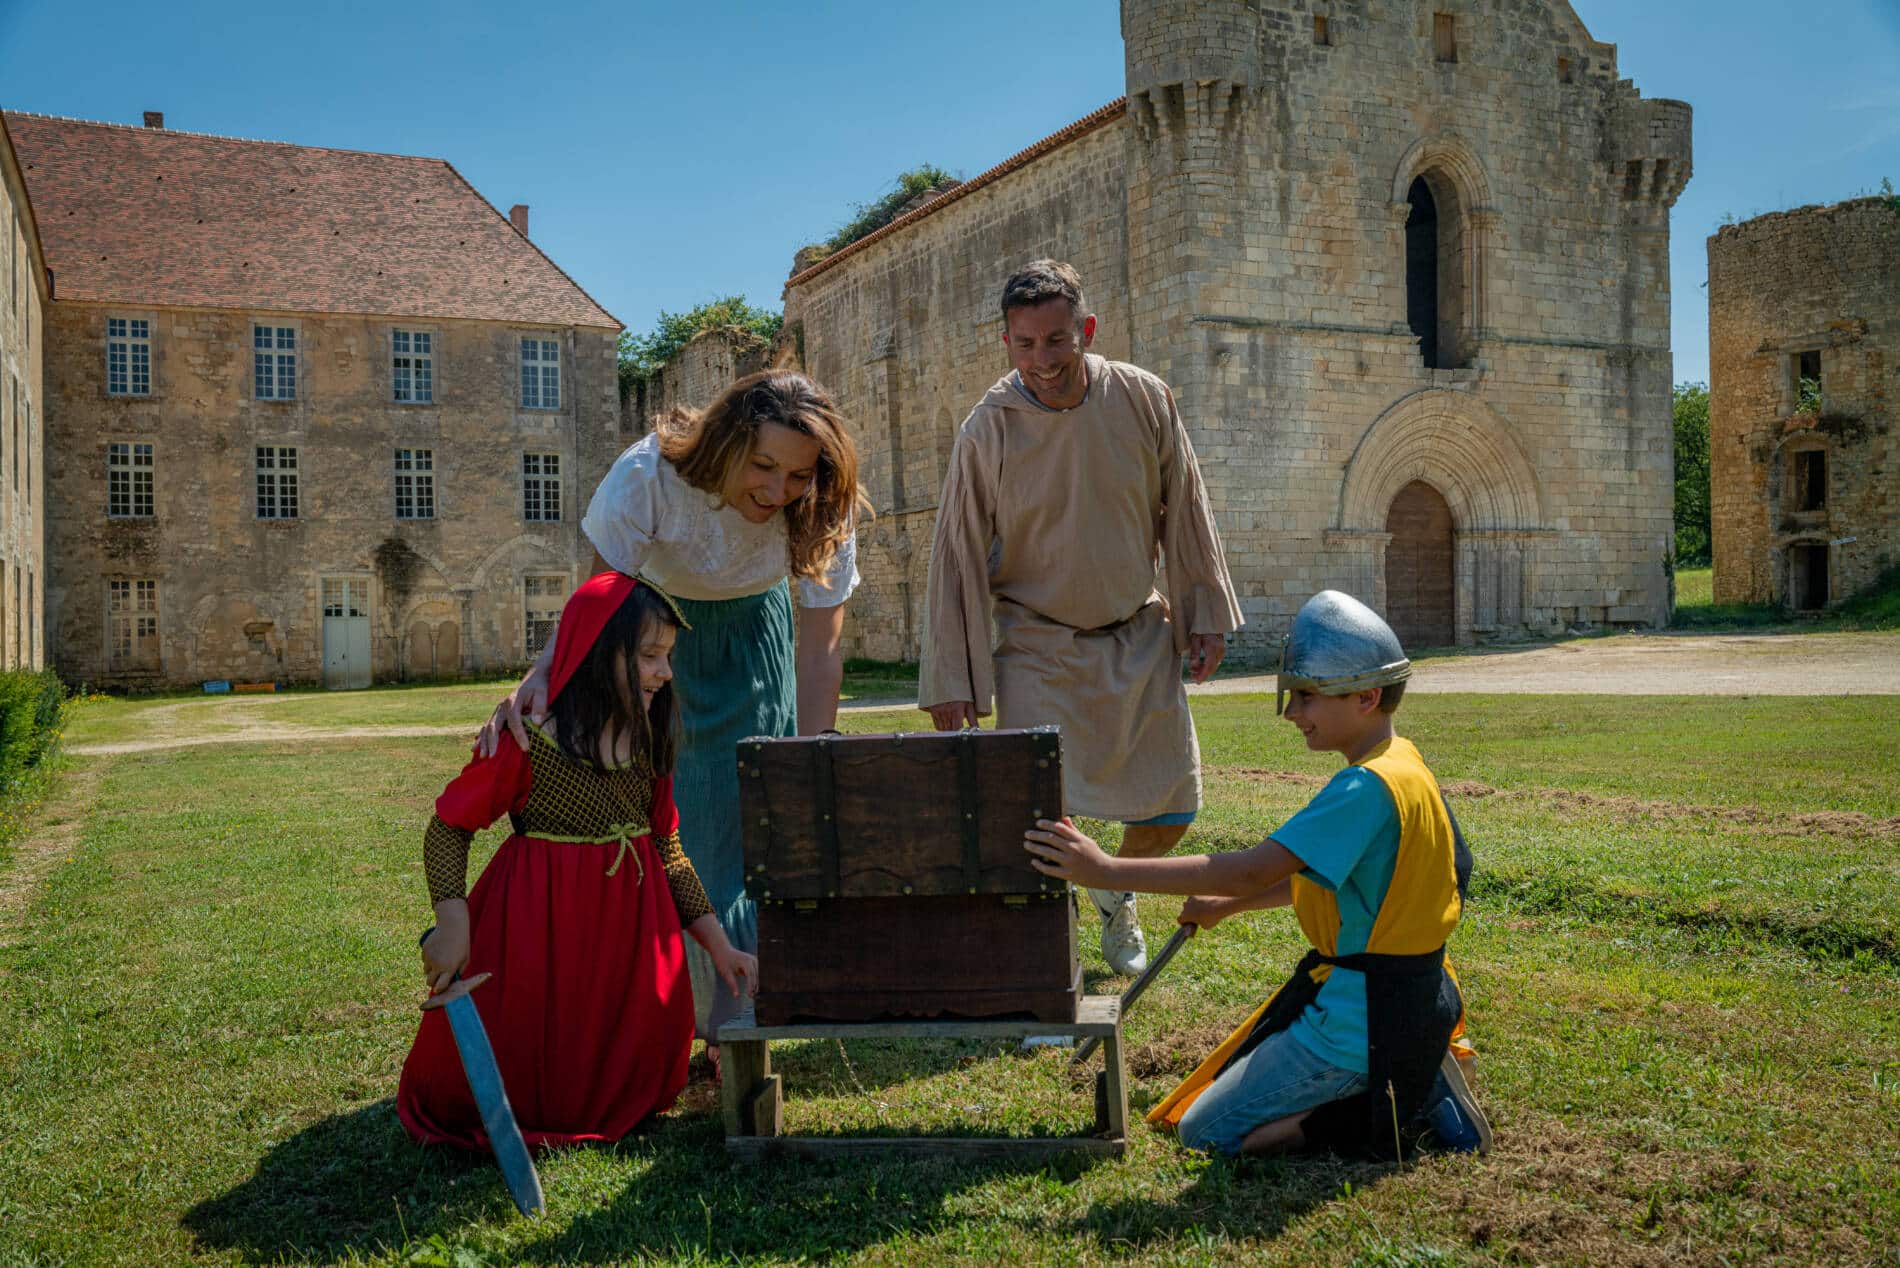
[786,99,1128,291]
[3,111,618,329]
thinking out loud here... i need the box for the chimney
[509,204,529,238]
[143,111,164,129]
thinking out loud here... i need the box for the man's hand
[926,701,979,731]
[1186,633,1226,685]
[477,662,550,758]
[1023,816,1116,889]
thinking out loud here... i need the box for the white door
[322,579,372,690]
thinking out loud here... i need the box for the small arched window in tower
[1405,178,1440,368]
[1405,171,1471,370]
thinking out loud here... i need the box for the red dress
[397,728,708,1150]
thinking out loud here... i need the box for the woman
[482,369,867,1064]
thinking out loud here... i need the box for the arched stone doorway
[1385,480,1455,649]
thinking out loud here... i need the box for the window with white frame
[519,338,560,410]
[322,577,370,618]
[253,323,297,400]
[107,318,152,396]
[524,575,566,655]
[393,329,434,403]
[108,578,161,671]
[256,446,300,519]
[107,442,154,518]
[522,452,562,522]
[395,448,435,520]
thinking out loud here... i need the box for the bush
[818,165,957,255]
[0,668,67,794]
[617,296,782,398]
[1673,382,1711,566]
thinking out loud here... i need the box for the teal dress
[670,582,796,1039]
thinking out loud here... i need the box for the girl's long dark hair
[547,584,679,775]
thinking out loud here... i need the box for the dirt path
[1194,629,1900,698]
[59,630,1900,758]
[67,723,472,756]
[0,761,100,944]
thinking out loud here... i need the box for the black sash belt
[1219,943,1459,1160]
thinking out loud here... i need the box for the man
[922,259,1242,974]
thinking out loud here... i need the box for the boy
[1023,589,1490,1158]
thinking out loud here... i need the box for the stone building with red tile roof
[0,113,48,672]
[784,1,1691,660]
[6,109,629,687]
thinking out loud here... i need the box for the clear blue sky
[2,0,1896,387]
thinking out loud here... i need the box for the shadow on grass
[527,1120,1106,1261]
[181,1099,499,1261]
[178,1093,1402,1262]
[1064,1151,1394,1251]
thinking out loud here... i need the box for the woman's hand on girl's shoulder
[478,664,550,758]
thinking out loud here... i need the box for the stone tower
[1116,0,1691,650]
[1708,198,1899,609]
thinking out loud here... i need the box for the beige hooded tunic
[921,355,1242,821]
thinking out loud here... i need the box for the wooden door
[1385,481,1455,649]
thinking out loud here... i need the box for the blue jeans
[1177,1029,1368,1156]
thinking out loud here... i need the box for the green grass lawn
[6,688,1898,1264]
[1672,565,1900,632]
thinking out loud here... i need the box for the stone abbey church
[3,0,1691,687]
[788,0,1691,664]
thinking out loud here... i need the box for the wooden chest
[738,727,1077,1025]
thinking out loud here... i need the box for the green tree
[617,296,782,398]
[818,164,957,255]
[1673,381,1711,565]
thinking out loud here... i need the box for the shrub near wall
[0,669,69,863]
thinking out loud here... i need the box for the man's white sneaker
[1090,887,1149,975]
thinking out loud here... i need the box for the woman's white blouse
[580,433,860,608]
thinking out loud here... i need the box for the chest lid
[738,727,1064,901]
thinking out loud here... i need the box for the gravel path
[62,630,1899,755]
[1192,630,1900,697]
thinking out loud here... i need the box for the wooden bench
[717,995,1128,1160]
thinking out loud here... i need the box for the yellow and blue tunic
[1150,736,1472,1156]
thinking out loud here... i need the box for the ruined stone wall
[630,325,772,431]
[43,302,623,688]
[1708,198,1899,607]
[787,120,1131,662]
[788,0,1686,666]
[0,133,46,670]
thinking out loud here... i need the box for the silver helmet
[1276,590,1411,716]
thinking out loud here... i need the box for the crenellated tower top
[1121,0,1263,174]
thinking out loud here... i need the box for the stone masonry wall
[0,133,46,671]
[630,325,773,431]
[789,0,1686,666]
[787,120,1131,662]
[1708,198,1898,606]
[44,302,623,688]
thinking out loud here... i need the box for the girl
[479,370,869,1070]
[399,573,756,1149]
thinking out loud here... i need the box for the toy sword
[1072,923,1196,1066]
[420,930,545,1217]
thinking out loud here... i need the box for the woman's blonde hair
[656,370,869,581]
